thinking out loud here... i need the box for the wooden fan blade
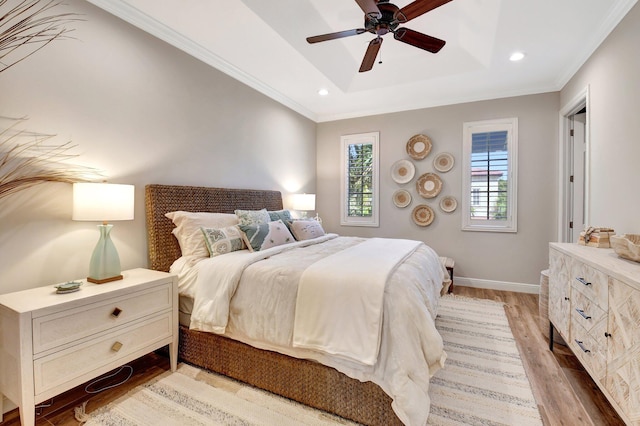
[307,28,366,44]
[355,0,382,19]
[359,37,383,72]
[394,27,446,53]
[395,0,453,23]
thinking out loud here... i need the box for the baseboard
[2,396,16,415]
[455,277,540,294]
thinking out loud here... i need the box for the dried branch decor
[0,0,80,74]
[0,117,99,200]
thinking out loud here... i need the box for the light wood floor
[1,286,625,426]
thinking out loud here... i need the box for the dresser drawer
[570,259,608,310]
[32,282,172,354]
[33,311,172,395]
[570,289,607,335]
[570,319,607,384]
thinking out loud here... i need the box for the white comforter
[174,235,447,426]
[293,238,421,365]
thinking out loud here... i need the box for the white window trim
[340,131,379,227]
[462,118,518,233]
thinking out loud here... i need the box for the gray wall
[0,0,316,293]
[317,93,560,287]
[561,2,640,234]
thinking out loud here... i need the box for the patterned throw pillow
[268,209,293,222]
[234,208,271,226]
[201,225,246,257]
[289,220,325,241]
[239,220,295,252]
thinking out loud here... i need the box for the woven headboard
[145,184,283,272]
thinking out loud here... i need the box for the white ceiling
[88,0,637,122]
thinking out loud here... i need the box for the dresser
[0,268,178,426]
[549,243,640,425]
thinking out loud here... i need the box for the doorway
[558,87,590,243]
[570,110,586,243]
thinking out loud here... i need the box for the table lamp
[292,193,320,221]
[72,182,135,283]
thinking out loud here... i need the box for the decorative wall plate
[393,189,412,208]
[440,196,457,213]
[391,159,415,184]
[406,134,432,160]
[416,173,443,198]
[433,152,454,172]
[412,204,435,226]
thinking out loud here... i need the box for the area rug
[429,295,542,425]
[78,295,542,426]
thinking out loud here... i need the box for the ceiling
[88,0,637,122]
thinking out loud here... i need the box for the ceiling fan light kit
[306,0,453,72]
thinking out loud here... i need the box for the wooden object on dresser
[549,243,640,425]
[0,268,178,426]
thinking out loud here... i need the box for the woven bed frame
[145,184,402,426]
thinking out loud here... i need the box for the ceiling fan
[306,0,452,72]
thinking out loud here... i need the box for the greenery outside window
[340,132,379,227]
[462,118,518,232]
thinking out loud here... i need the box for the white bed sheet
[171,235,447,426]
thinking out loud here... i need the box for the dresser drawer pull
[111,307,123,318]
[575,340,591,353]
[111,341,123,352]
[575,308,591,320]
[575,277,591,286]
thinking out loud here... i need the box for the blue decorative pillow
[201,225,246,257]
[268,209,293,222]
[239,220,295,252]
[235,208,271,226]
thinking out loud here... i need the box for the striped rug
[79,295,542,425]
[429,295,542,425]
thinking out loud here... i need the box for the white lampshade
[73,183,135,222]
[292,193,316,211]
[72,182,134,284]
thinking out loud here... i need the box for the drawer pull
[564,297,570,301]
[575,308,591,320]
[575,277,591,286]
[111,307,123,318]
[605,332,612,338]
[575,340,591,353]
[111,341,123,352]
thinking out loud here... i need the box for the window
[340,132,379,227]
[462,118,518,232]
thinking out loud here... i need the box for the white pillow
[165,211,239,258]
[201,225,246,257]
[289,220,325,241]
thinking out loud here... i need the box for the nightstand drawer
[33,311,172,396]
[32,282,172,354]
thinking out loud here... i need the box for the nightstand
[0,268,178,426]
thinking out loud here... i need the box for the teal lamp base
[87,224,123,284]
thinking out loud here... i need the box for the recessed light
[317,88,329,96]
[509,51,525,62]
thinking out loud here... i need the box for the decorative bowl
[610,234,640,262]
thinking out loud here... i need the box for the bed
[145,184,448,426]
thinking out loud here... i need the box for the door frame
[557,85,591,242]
